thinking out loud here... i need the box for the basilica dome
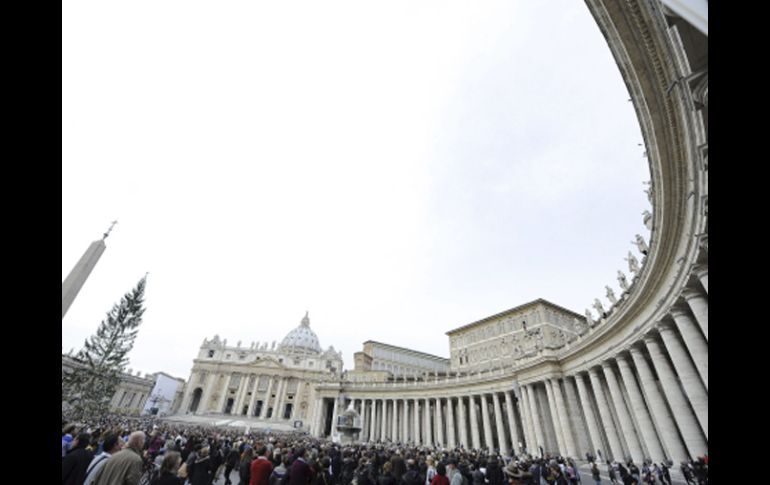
[280,312,322,355]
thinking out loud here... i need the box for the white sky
[63,0,650,380]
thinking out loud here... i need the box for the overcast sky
[63,0,650,380]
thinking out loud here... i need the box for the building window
[208,350,215,358]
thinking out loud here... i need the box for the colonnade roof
[362,340,449,361]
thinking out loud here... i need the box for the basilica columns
[413,399,421,444]
[644,335,707,458]
[587,368,624,461]
[446,397,456,448]
[479,394,493,451]
[657,323,708,437]
[504,391,521,454]
[682,288,708,340]
[457,396,468,448]
[544,380,566,455]
[628,346,687,462]
[468,395,481,449]
[670,308,708,389]
[492,393,508,455]
[574,372,605,458]
[524,384,545,454]
[615,354,666,463]
[602,362,644,463]
[550,379,577,457]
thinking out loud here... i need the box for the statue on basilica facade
[605,286,618,305]
[633,234,649,255]
[643,210,653,230]
[593,299,605,318]
[617,270,630,292]
[625,252,641,274]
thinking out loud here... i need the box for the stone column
[259,377,274,418]
[643,336,707,458]
[682,289,708,340]
[217,374,233,413]
[390,399,398,443]
[602,362,644,463]
[693,264,708,294]
[562,377,590,457]
[518,385,537,454]
[574,373,604,458]
[289,381,304,426]
[446,397,456,448]
[402,399,409,443]
[413,399,421,444]
[544,380,566,455]
[458,396,468,448]
[179,373,197,414]
[314,398,326,436]
[330,397,340,439]
[200,373,219,414]
[670,308,708,389]
[235,376,252,415]
[232,378,245,416]
[269,378,282,419]
[469,395,481,450]
[551,379,577,458]
[382,400,389,442]
[369,399,377,441]
[424,398,433,446]
[247,376,261,417]
[276,379,290,420]
[526,384,546,455]
[629,346,688,463]
[480,394,493,452]
[615,354,666,463]
[658,323,708,437]
[359,399,368,441]
[492,392,509,455]
[504,391,521,454]
[587,368,624,461]
[436,398,445,446]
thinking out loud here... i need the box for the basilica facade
[176,0,707,465]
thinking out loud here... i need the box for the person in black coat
[225,446,241,485]
[62,433,94,485]
[485,458,503,485]
[313,457,333,485]
[331,448,342,485]
[378,462,397,485]
[400,459,421,485]
[190,447,213,485]
[240,448,255,485]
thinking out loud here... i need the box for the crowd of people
[62,413,708,485]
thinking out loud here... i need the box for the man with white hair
[91,431,146,485]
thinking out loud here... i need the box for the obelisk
[62,221,116,319]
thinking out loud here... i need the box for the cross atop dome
[301,311,310,327]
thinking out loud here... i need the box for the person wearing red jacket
[251,445,274,485]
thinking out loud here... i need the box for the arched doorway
[189,388,203,413]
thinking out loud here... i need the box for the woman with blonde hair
[151,451,183,485]
[425,457,437,485]
[190,446,213,485]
